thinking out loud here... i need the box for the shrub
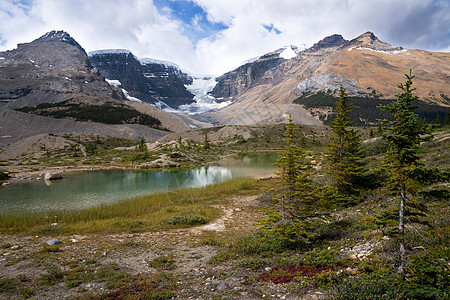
[41,245,62,253]
[329,274,401,300]
[148,256,175,270]
[164,215,206,226]
[19,287,34,298]
[65,279,82,288]
[0,279,15,292]
[240,181,260,190]
[404,251,450,299]
[238,257,266,270]
[230,231,295,256]
[104,275,174,300]
[256,263,336,284]
[41,265,65,285]
[313,218,355,241]
[0,170,9,181]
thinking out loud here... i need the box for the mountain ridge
[0,30,448,137]
[201,31,449,125]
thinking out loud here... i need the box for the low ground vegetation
[0,75,449,299]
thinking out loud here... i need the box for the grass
[0,126,448,299]
[148,256,176,270]
[0,177,262,234]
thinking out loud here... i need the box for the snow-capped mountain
[203,32,450,126]
[89,50,233,114]
[210,43,305,100]
[89,50,195,109]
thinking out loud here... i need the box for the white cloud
[0,0,448,75]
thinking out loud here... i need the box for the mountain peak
[350,31,379,45]
[309,34,348,50]
[349,31,402,51]
[32,30,86,54]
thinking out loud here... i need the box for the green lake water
[0,152,278,213]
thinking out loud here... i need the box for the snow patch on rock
[280,46,297,59]
[105,78,121,87]
[88,49,132,56]
[121,89,142,103]
[356,47,408,55]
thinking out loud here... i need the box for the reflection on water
[0,152,278,213]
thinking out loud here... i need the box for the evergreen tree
[434,113,442,127]
[136,138,147,152]
[259,116,317,243]
[378,70,434,274]
[444,110,450,126]
[325,86,363,196]
[203,134,210,150]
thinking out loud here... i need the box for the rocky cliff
[210,45,303,101]
[0,31,125,109]
[89,50,194,108]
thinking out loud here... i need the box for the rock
[217,283,228,290]
[89,50,194,108]
[44,173,63,180]
[46,239,62,246]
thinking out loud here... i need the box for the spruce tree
[444,110,450,126]
[434,113,442,127]
[325,86,363,196]
[378,70,434,274]
[203,134,210,150]
[259,116,316,243]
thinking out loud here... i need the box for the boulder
[44,173,63,180]
[46,239,62,246]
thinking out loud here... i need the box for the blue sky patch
[263,24,282,35]
[153,0,228,43]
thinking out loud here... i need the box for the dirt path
[0,195,323,299]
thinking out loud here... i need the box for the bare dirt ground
[0,195,324,299]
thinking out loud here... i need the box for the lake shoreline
[1,150,279,186]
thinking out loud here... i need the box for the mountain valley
[0,30,449,160]
[0,29,449,300]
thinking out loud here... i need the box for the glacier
[179,75,232,115]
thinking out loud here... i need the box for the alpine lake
[0,152,278,214]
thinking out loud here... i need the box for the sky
[0,0,449,75]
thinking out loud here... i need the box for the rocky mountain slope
[0,31,195,151]
[89,50,195,108]
[210,45,303,101]
[202,32,450,125]
[0,108,169,149]
[0,31,125,109]
[0,30,448,150]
